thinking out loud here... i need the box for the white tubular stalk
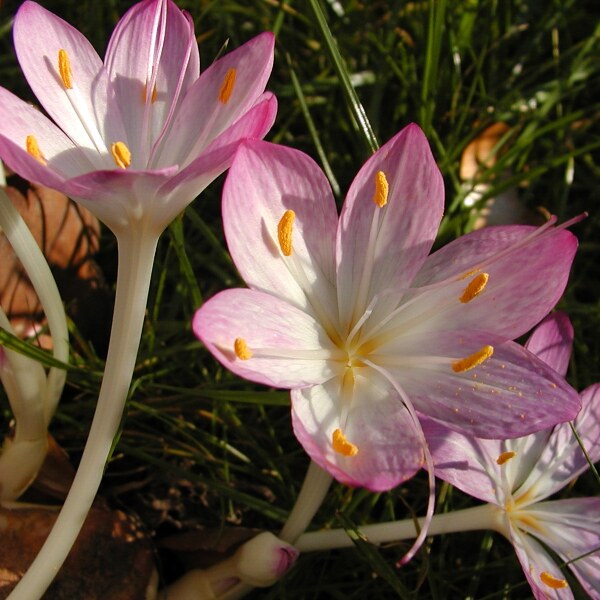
[8,227,159,600]
[0,186,69,423]
[295,503,503,552]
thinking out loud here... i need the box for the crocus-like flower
[0,0,276,236]
[0,2,276,597]
[193,125,580,493]
[423,312,600,598]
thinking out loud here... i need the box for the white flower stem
[7,228,159,600]
[295,503,502,552]
[279,460,333,543]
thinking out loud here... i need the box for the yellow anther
[496,451,516,465]
[277,210,295,257]
[25,135,46,165]
[58,49,73,89]
[234,338,252,360]
[142,82,158,103]
[540,572,568,589]
[111,141,132,169]
[452,345,494,373]
[332,428,358,457]
[373,170,389,208]
[460,272,489,303]
[218,68,237,104]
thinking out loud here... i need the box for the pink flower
[193,125,580,492]
[423,312,600,598]
[0,0,276,235]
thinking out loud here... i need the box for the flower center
[219,68,237,104]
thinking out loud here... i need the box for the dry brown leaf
[0,504,157,599]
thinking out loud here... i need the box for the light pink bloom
[0,0,276,235]
[193,125,580,492]
[423,312,600,599]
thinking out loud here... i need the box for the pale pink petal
[402,226,577,340]
[13,1,124,154]
[510,524,574,600]
[291,371,423,491]
[193,288,338,388]
[421,417,502,504]
[527,498,600,599]
[220,139,339,320]
[336,124,444,327]
[105,0,199,161]
[63,167,176,233]
[518,383,600,501]
[382,332,580,438]
[525,312,573,377]
[0,87,92,179]
[157,32,275,168]
[159,93,278,220]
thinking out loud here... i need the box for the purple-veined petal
[0,87,93,179]
[525,498,600,599]
[525,312,573,377]
[402,225,577,340]
[13,1,124,156]
[105,0,199,163]
[62,166,176,234]
[221,139,339,324]
[336,124,444,329]
[380,332,580,439]
[421,416,503,504]
[193,288,338,389]
[509,523,575,600]
[156,32,275,168]
[516,383,600,502]
[159,93,278,219]
[291,371,423,491]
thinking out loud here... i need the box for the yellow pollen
[234,338,252,360]
[332,428,358,457]
[277,210,295,257]
[460,272,489,303]
[25,135,46,164]
[452,345,494,373]
[218,68,237,104]
[496,450,516,465]
[540,572,568,589]
[373,170,389,208]
[142,82,158,103]
[58,49,73,89]
[111,141,132,169]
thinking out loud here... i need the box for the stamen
[332,428,358,457]
[496,451,516,465]
[25,135,46,165]
[459,272,489,303]
[234,338,252,360]
[278,210,295,257]
[372,170,389,208]
[111,141,132,169]
[452,345,494,373]
[218,68,237,104]
[540,572,568,589]
[58,49,73,89]
[142,82,158,104]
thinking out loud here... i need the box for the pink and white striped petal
[156,32,275,168]
[336,124,444,328]
[193,288,339,389]
[222,140,339,320]
[291,371,423,491]
[524,312,574,377]
[382,332,580,439]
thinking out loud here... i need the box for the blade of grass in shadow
[337,512,413,599]
[306,0,379,155]
[287,53,341,198]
